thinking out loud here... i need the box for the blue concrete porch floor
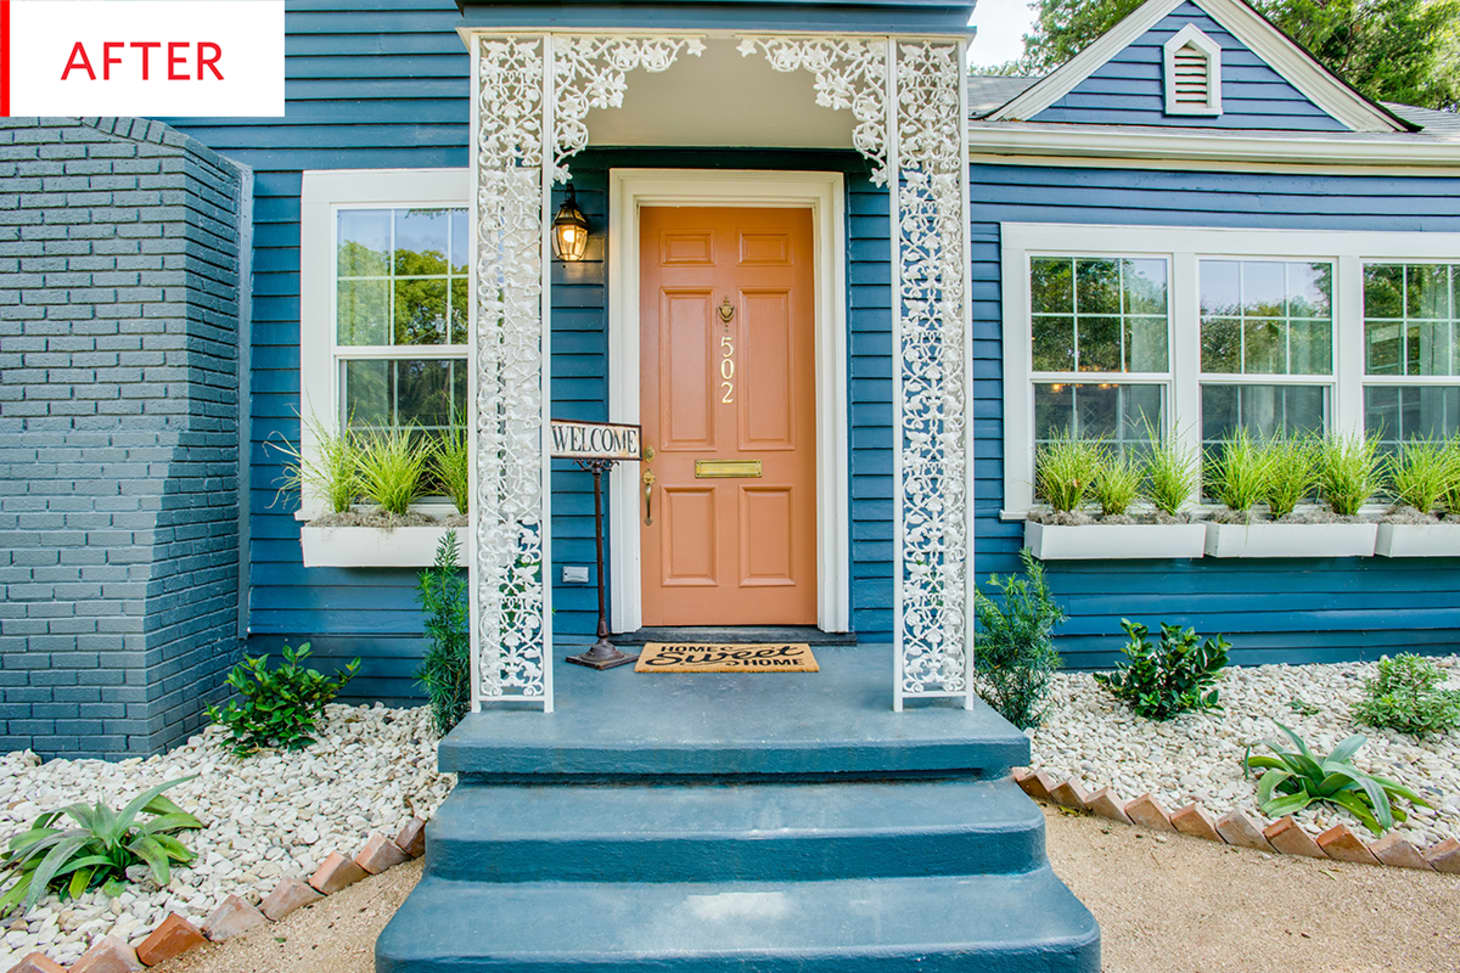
[441,644,1030,778]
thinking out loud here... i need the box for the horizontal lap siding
[1033,2,1348,131]
[169,0,471,701]
[971,162,1460,668]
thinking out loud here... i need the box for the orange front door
[639,206,817,626]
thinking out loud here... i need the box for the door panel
[640,206,816,626]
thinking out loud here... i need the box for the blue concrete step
[376,868,1100,972]
[427,775,1045,882]
[439,652,1029,780]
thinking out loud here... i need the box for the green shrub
[1258,434,1318,519]
[973,549,1066,730]
[207,643,360,757]
[358,427,434,515]
[1092,448,1142,516]
[1317,433,1384,516]
[1205,429,1267,517]
[269,415,361,514]
[1035,431,1101,513]
[1243,721,1430,835]
[417,531,471,736]
[1352,653,1460,737]
[1388,439,1459,515]
[1143,436,1198,516]
[0,778,202,916]
[1096,619,1229,720]
[434,416,470,516]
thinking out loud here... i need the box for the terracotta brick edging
[4,817,429,973]
[1016,767,1458,875]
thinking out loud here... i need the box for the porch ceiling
[581,37,856,151]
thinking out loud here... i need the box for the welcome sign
[1,0,285,117]
[550,419,641,461]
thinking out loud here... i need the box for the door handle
[642,469,656,525]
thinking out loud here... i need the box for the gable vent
[1163,25,1222,116]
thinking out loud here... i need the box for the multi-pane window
[335,207,470,435]
[1029,256,1169,450]
[1363,264,1460,448]
[1198,259,1333,445]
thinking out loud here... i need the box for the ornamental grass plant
[358,426,435,515]
[1257,434,1319,519]
[1143,435,1198,516]
[1035,431,1102,513]
[1205,429,1267,519]
[435,415,471,516]
[1317,433,1384,516]
[1388,439,1460,515]
[1091,448,1143,516]
[270,414,362,514]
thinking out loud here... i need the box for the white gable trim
[986,0,1408,133]
[1163,24,1222,115]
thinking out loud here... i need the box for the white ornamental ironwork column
[469,33,702,711]
[742,34,975,709]
[887,38,975,710]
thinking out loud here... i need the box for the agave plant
[1242,722,1430,835]
[0,777,202,915]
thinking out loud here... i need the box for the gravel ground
[151,808,1460,973]
[0,704,453,969]
[1027,657,1460,848]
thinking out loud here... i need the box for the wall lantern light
[551,184,591,261]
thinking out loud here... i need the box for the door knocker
[717,297,735,327]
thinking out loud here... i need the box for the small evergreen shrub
[1317,433,1383,516]
[1352,653,1460,737]
[0,778,202,915]
[1096,619,1229,720]
[417,531,471,736]
[1092,448,1142,516]
[974,549,1066,729]
[358,427,434,515]
[1258,434,1318,519]
[1035,432,1101,512]
[1205,429,1267,518]
[207,643,360,756]
[1143,436,1198,515]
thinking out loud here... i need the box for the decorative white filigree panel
[553,35,705,181]
[889,40,974,708]
[472,35,551,705]
[738,36,889,185]
[471,32,706,709]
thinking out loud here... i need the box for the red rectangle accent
[1,0,10,117]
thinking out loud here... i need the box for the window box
[1203,521,1378,558]
[1374,522,1460,558]
[1025,521,1207,560]
[300,524,467,568]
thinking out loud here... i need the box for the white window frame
[1359,260,1460,445]
[298,168,471,519]
[1001,223,1460,517]
[1163,23,1223,117]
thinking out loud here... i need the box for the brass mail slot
[695,459,762,478]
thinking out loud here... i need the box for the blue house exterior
[4,0,1460,755]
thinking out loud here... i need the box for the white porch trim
[605,168,851,636]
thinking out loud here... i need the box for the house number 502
[720,334,735,403]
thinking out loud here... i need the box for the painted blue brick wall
[1032,2,1348,130]
[0,117,245,758]
[969,162,1460,668]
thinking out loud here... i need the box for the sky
[969,0,1038,69]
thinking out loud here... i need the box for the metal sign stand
[565,456,639,671]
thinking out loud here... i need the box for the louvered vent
[1171,43,1212,106]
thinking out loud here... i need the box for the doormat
[635,642,818,673]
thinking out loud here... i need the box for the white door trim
[606,168,850,634]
